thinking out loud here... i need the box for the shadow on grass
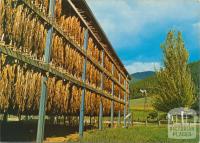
[0,120,95,142]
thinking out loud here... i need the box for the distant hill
[130,61,200,99]
[131,71,155,82]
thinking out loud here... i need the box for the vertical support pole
[0,48,2,80]
[181,111,184,124]
[36,1,55,143]
[36,0,55,143]
[99,50,104,130]
[111,64,114,128]
[118,74,121,126]
[124,79,127,128]
[128,80,131,125]
[186,114,188,123]
[99,98,103,130]
[79,29,89,137]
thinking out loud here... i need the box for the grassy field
[46,97,199,143]
[80,125,199,143]
[44,125,199,143]
[131,109,153,122]
[130,97,153,110]
[130,97,155,122]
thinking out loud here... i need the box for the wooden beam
[0,47,2,81]
[99,50,104,130]
[111,64,114,128]
[36,0,55,143]
[118,74,121,126]
[79,29,89,137]
[124,80,127,128]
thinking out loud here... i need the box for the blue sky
[86,0,200,73]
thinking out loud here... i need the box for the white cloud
[125,62,162,74]
[86,0,200,49]
[193,22,200,47]
[193,22,200,34]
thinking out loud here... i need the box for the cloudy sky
[86,0,200,74]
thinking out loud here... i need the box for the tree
[153,31,196,112]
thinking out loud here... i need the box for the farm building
[0,0,131,142]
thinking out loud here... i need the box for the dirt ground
[45,133,80,142]
[0,120,94,142]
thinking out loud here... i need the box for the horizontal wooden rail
[0,43,125,105]
[20,0,127,93]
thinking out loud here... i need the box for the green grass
[130,97,153,110]
[131,109,152,122]
[81,125,199,143]
[130,98,155,121]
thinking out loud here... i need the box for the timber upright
[111,64,114,128]
[99,50,104,130]
[0,48,2,80]
[79,29,89,137]
[36,0,56,143]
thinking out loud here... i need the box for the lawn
[131,109,153,122]
[130,97,156,122]
[80,125,199,143]
[130,97,153,110]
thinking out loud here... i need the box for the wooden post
[111,64,114,128]
[158,120,160,126]
[36,1,55,143]
[99,50,104,130]
[0,48,2,80]
[118,74,121,126]
[128,81,131,126]
[124,79,127,128]
[99,98,103,130]
[79,29,89,137]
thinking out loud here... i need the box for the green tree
[153,31,196,112]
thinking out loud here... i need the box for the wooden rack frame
[0,44,125,104]
[0,0,131,142]
[20,0,128,93]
